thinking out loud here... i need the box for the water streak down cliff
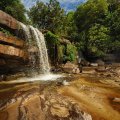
[20,23,50,74]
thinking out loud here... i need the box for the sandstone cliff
[0,10,28,75]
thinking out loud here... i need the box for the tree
[87,24,110,57]
[106,0,120,52]
[0,0,27,23]
[28,0,65,33]
[74,0,108,32]
[107,0,120,12]
[28,2,48,29]
[64,12,78,42]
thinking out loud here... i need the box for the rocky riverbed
[0,67,120,120]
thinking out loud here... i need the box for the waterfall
[19,23,50,74]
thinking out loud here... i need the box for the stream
[0,72,120,120]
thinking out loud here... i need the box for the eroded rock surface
[0,90,92,120]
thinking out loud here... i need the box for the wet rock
[115,67,120,76]
[95,66,107,72]
[83,112,92,120]
[113,98,120,103]
[50,104,69,117]
[0,91,92,120]
[90,63,98,67]
[62,80,70,86]
[62,61,80,74]
[96,59,105,66]
[73,68,80,74]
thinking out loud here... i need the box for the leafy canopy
[28,0,65,33]
[0,0,27,23]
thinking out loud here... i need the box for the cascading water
[14,23,63,82]
[19,23,50,75]
[29,26,50,73]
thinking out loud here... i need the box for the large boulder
[62,61,80,74]
[96,59,105,66]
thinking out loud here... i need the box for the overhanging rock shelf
[0,10,28,74]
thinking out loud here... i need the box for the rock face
[0,10,18,29]
[0,11,28,74]
[0,91,92,120]
[0,44,27,59]
[0,33,28,74]
[0,32,24,48]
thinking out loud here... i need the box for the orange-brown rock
[0,11,28,74]
[0,32,24,48]
[0,10,18,29]
[0,44,27,60]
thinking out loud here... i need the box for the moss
[66,44,77,62]
[58,45,65,62]
[45,31,60,45]
[45,31,77,63]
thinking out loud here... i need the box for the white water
[20,23,50,74]
[9,74,64,83]
[29,26,50,73]
[18,23,63,81]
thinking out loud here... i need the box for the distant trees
[74,0,120,58]
[107,0,120,52]
[0,0,27,23]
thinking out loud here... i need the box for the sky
[22,0,86,11]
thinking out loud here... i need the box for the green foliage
[64,12,78,42]
[65,44,77,62]
[28,0,65,33]
[58,45,66,62]
[88,24,110,57]
[45,31,60,64]
[28,0,120,60]
[0,0,27,23]
[73,0,120,58]
[45,31,77,63]
[74,0,108,32]
[45,31,60,45]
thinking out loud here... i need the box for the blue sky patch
[22,0,86,11]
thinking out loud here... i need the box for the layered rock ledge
[0,10,19,29]
[0,32,24,48]
[0,11,28,74]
